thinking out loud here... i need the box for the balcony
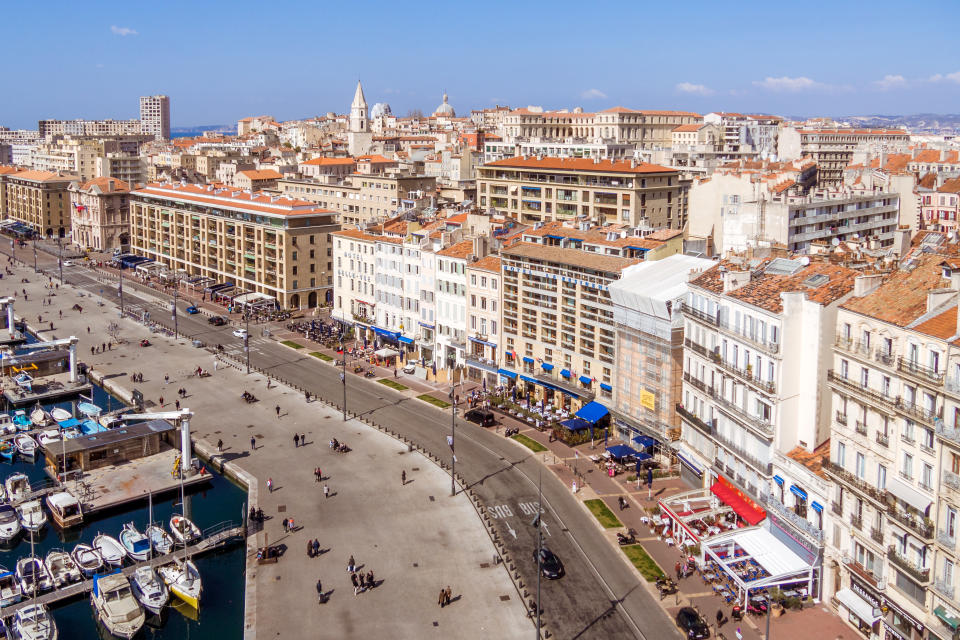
[827,370,941,426]
[836,411,848,425]
[823,461,887,505]
[936,421,960,447]
[760,494,824,544]
[713,429,773,476]
[851,515,863,530]
[676,403,716,437]
[886,507,934,540]
[937,531,956,551]
[887,546,931,584]
[871,527,884,544]
[855,421,868,436]
[832,501,843,516]
[835,335,872,360]
[934,577,956,600]
[944,470,960,494]
[897,357,944,387]
[874,349,895,367]
[681,303,718,327]
[876,432,890,447]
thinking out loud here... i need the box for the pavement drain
[499,595,511,601]
[413,563,418,567]
[412,467,420,471]
[277,505,286,512]
[432,622,439,627]
[480,563,490,569]
[429,496,435,502]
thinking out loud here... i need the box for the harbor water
[1,365,246,638]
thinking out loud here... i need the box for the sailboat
[13,530,58,640]
[90,570,145,639]
[129,493,169,615]
[29,406,50,428]
[158,471,202,609]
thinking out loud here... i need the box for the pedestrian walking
[158,396,164,407]
[217,439,223,453]
[282,518,288,533]
[313,539,320,557]
[323,484,329,499]
[175,399,180,410]
[675,561,682,580]
[347,555,355,572]
[101,342,105,352]
[351,572,360,596]
[444,586,452,606]
[164,374,169,384]
[276,405,281,418]
[293,434,299,448]
[307,540,313,558]
[59,310,62,319]
[359,573,366,590]
[250,436,256,451]
[401,470,406,485]
[300,433,305,445]
[366,570,374,588]
[316,579,323,603]
[438,588,446,608]
[716,609,724,627]
[314,467,321,482]
[267,477,273,493]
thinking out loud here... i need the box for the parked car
[464,408,497,427]
[402,362,417,374]
[207,316,227,326]
[185,306,199,314]
[675,607,710,639]
[532,547,564,579]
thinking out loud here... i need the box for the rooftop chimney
[853,273,884,297]
[892,227,912,258]
[722,267,752,293]
[927,288,955,313]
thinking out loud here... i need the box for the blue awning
[790,485,808,501]
[541,363,554,371]
[519,375,538,384]
[560,369,571,378]
[418,321,435,329]
[634,452,652,461]
[57,418,81,429]
[545,234,564,240]
[599,382,612,391]
[575,401,608,423]
[373,327,399,340]
[633,434,655,448]
[579,375,592,385]
[606,444,638,459]
[773,475,784,486]
[497,368,517,379]
[522,356,534,364]
[398,335,414,344]
[810,501,824,513]
[676,451,702,475]
[560,418,591,432]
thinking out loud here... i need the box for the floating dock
[3,381,92,407]
[0,520,244,617]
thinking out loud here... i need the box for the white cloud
[929,71,960,84]
[752,76,819,92]
[873,74,906,90]
[580,88,607,100]
[675,82,714,96]
[110,25,138,36]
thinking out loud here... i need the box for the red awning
[710,479,766,526]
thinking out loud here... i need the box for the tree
[406,109,424,119]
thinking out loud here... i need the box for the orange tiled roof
[841,254,954,326]
[237,169,282,180]
[437,241,474,259]
[79,177,130,192]
[672,124,704,132]
[301,157,356,166]
[772,179,795,194]
[133,183,332,217]
[356,154,396,163]
[912,304,959,344]
[785,440,829,479]
[918,173,937,189]
[938,178,960,194]
[484,156,675,174]
[470,255,501,273]
[9,170,75,182]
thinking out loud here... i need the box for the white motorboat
[49,408,72,423]
[12,373,33,394]
[45,492,82,529]
[157,558,201,609]
[12,603,57,640]
[129,565,169,615]
[145,525,174,556]
[16,500,47,533]
[0,566,22,607]
[0,413,15,435]
[168,515,200,546]
[0,504,22,543]
[4,473,29,503]
[36,430,60,449]
[93,534,127,567]
[77,402,102,418]
[72,543,103,577]
[13,434,37,460]
[29,407,50,428]
[119,523,150,562]
[91,571,145,639]
[11,410,32,431]
[16,557,52,594]
[44,550,81,588]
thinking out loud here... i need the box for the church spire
[352,80,367,109]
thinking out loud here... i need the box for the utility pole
[57,240,63,284]
[118,264,124,315]
[340,331,347,421]
[536,467,543,639]
[32,237,37,273]
[765,593,771,640]
[245,309,250,374]
[450,374,457,497]
[172,287,178,340]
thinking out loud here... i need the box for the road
[21,247,680,640]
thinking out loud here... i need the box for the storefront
[835,585,882,636]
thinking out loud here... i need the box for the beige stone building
[477,156,686,228]
[96,152,146,186]
[465,255,502,386]
[235,169,282,191]
[68,177,130,250]
[501,107,701,149]
[129,183,340,309]
[278,173,436,226]
[0,169,76,237]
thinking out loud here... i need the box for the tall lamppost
[172,287,178,340]
[339,330,347,421]
[245,308,250,374]
[450,373,458,497]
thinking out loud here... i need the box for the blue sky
[3,0,960,128]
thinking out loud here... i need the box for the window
[855,452,865,479]
[877,464,887,490]
[860,367,869,387]
[946,507,957,539]
[837,441,846,467]
[902,452,913,479]
[922,427,934,450]
[840,359,849,379]
[882,376,891,396]
[922,463,933,489]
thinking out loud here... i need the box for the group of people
[437,586,453,607]
[292,433,307,447]
[328,438,349,453]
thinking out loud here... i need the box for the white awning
[375,348,399,358]
[732,528,810,576]
[835,588,880,624]
[887,477,932,514]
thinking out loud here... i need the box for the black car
[464,408,497,427]
[675,607,710,639]
[208,316,227,326]
[533,547,564,579]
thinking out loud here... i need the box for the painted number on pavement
[488,505,513,519]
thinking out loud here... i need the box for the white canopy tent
[374,348,399,358]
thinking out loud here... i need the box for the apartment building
[703,113,782,157]
[501,107,701,149]
[779,128,911,187]
[332,229,379,328]
[678,256,858,499]
[30,137,103,181]
[477,156,686,229]
[235,169,282,191]
[139,95,171,141]
[435,241,472,368]
[373,236,421,355]
[499,243,637,411]
[96,152,146,185]
[278,173,437,227]
[920,178,960,233]
[825,241,960,640]
[130,183,339,309]
[299,157,357,179]
[37,119,141,138]
[465,254,502,387]
[0,169,76,237]
[68,177,130,251]
[481,138,636,164]
[517,220,684,262]
[607,255,715,458]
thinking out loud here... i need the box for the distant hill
[171,125,233,138]
[841,113,960,133]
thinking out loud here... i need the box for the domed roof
[433,93,455,117]
[370,103,392,118]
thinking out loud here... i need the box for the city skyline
[3,0,960,128]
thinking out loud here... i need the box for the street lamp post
[58,240,63,284]
[32,238,37,273]
[245,309,250,374]
[118,265,124,315]
[339,332,347,421]
[172,287,178,340]
[450,375,457,497]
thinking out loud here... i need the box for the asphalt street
[20,249,681,640]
